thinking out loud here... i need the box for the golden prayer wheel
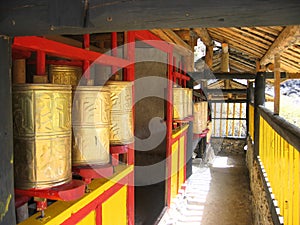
[187,89,193,116]
[193,102,208,134]
[173,88,184,120]
[49,65,82,86]
[106,81,133,145]
[183,88,189,118]
[72,86,111,166]
[12,84,72,189]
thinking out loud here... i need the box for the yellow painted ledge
[19,165,133,225]
[172,124,189,139]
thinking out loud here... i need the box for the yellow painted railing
[259,113,300,225]
[249,104,254,140]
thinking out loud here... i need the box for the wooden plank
[2,1,300,36]
[260,25,300,65]
[274,54,280,115]
[240,27,278,42]
[0,36,16,225]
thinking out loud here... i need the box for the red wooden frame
[61,174,131,225]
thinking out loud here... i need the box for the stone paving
[158,140,253,225]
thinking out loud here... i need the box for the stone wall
[246,138,274,225]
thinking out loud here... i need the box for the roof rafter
[260,25,300,65]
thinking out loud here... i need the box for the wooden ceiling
[150,26,300,74]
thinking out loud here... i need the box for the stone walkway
[158,141,253,225]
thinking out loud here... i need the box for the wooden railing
[211,102,247,137]
[258,106,300,225]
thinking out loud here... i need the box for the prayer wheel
[72,86,111,166]
[173,88,184,119]
[183,88,189,118]
[106,81,133,145]
[12,84,72,189]
[49,65,82,86]
[187,89,193,116]
[193,101,208,134]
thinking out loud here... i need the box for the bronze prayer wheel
[72,86,111,166]
[49,65,82,86]
[12,84,72,189]
[173,87,184,120]
[106,81,133,145]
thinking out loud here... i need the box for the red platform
[110,145,129,166]
[15,180,86,202]
[73,164,114,184]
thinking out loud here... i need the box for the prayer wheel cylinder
[106,81,133,145]
[72,86,111,166]
[49,65,82,86]
[173,88,184,120]
[183,88,189,118]
[12,84,72,189]
[187,89,193,116]
[193,101,208,134]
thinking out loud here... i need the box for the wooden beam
[150,29,173,43]
[260,25,300,65]
[188,72,256,80]
[205,45,213,69]
[2,1,300,36]
[206,89,247,94]
[0,36,16,225]
[193,28,213,47]
[162,29,192,51]
[274,54,280,115]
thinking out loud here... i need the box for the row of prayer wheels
[173,87,193,120]
[12,65,133,189]
[193,101,208,134]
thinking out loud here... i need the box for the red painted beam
[13,36,131,68]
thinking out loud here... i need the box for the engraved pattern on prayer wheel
[49,65,82,86]
[72,86,111,166]
[106,81,133,145]
[12,84,72,189]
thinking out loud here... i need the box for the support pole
[274,54,280,115]
[254,72,265,157]
[0,36,16,225]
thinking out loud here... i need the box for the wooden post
[254,72,265,157]
[274,54,280,115]
[205,45,213,69]
[0,36,16,225]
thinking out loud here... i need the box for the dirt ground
[158,139,253,225]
